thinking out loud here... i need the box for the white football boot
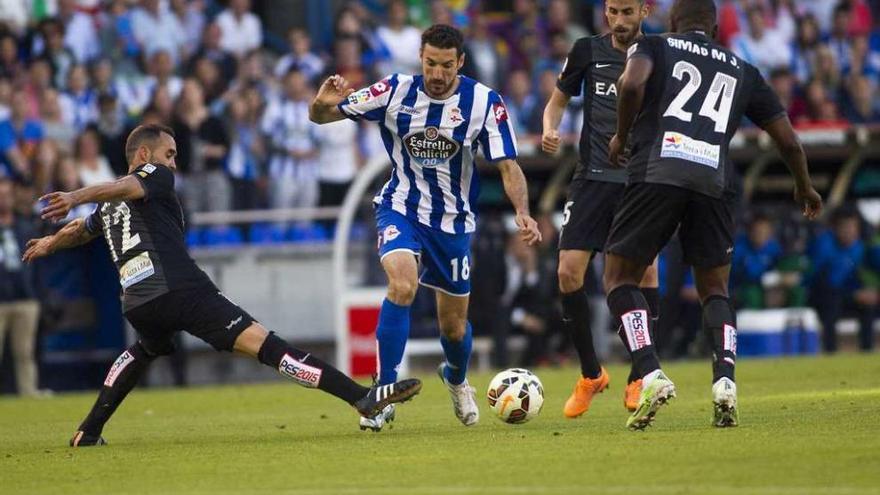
[359,404,396,432]
[437,363,479,426]
[712,377,739,427]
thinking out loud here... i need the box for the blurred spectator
[0,76,10,120]
[768,68,807,122]
[375,0,422,76]
[172,79,231,215]
[5,90,44,165]
[191,22,237,83]
[131,0,186,65]
[842,75,880,123]
[274,28,325,82]
[463,13,502,90]
[314,117,359,209]
[98,0,140,73]
[0,176,42,397]
[0,0,28,35]
[36,18,76,89]
[546,0,589,44]
[492,0,549,73]
[826,4,854,76]
[505,69,538,138]
[170,0,207,59]
[19,59,53,120]
[225,86,265,211]
[39,88,77,153]
[58,0,100,63]
[191,56,226,107]
[808,207,877,352]
[144,50,184,103]
[790,14,822,84]
[73,126,115,186]
[332,36,371,93]
[216,0,263,58]
[469,212,509,367]
[260,69,318,215]
[732,213,782,308]
[58,64,98,131]
[730,6,791,77]
[94,92,127,176]
[0,33,21,80]
[843,0,873,37]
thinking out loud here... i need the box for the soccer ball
[486,368,544,424]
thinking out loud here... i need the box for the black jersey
[85,163,212,312]
[557,33,627,184]
[626,31,786,198]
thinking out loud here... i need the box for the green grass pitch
[2,353,879,495]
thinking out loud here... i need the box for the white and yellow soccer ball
[486,368,544,424]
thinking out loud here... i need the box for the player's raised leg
[558,249,609,418]
[435,291,479,426]
[234,323,422,417]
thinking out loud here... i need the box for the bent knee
[387,277,418,305]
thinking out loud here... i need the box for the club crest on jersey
[404,126,460,167]
[447,107,464,125]
[492,102,508,124]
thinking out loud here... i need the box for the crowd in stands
[0,0,878,393]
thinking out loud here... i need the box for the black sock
[703,295,736,383]
[607,285,661,379]
[561,288,602,379]
[629,287,661,383]
[79,342,156,436]
[258,332,368,404]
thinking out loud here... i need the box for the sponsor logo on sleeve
[369,79,392,97]
[141,164,157,174]
[492,102,508,124]
[348,88,372,105]
[660,131,720,169]
[627,43,639,58]
[278,354,323,388]
[621,310,652,350]
[137,171,148,178]
[104,350,135,387]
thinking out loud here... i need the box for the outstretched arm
[22,218,99,263]
[762,116,823,220]
[40,175,145,223]
[497,159,542,246]
[609,56,653,167]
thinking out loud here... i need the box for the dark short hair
[421,24,464,57]
[125,124,175,164]
[670,0,717,32]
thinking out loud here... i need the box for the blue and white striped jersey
[338,74,517,234]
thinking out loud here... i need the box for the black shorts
[124,284,256,354]
[605,182,735,268]
[558,180,625,252]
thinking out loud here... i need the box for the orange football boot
[624,379,642,412]
[563,368,610,418]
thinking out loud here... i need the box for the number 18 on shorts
[375,206,473,297]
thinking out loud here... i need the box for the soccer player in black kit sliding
[604,0,823,430]
[22,124,422,446]
[542,0,658,419]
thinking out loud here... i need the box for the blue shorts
[375,206,472,296]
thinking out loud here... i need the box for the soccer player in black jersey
[605,0,823,429]
[542,0,658,419]
[22,124,422,446]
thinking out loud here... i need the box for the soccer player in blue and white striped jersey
[310,24,541,431]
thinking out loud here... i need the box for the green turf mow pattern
[2,353,879,495]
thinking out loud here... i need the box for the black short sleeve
[557,38,592,97]
[627,35,661,62]
[743,64,787,128]
[131,163,174,202]
[84,204,104,235]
